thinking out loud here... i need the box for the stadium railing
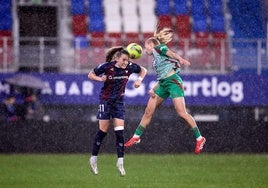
[0,36,267,75]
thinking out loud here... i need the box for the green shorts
[155,73,184,99]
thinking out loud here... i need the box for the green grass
[0,154,267,188]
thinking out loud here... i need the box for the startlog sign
[0,73,267,106]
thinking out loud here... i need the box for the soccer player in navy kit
[88,46,147,176]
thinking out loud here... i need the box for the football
[126,43,143,59]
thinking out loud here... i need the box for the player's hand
[181,59,191,66]
[100,75,107,82]
[149,89,156,98]
[133,80,141,88]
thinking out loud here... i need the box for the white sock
[117,157,124,165]
[90,155,97,163]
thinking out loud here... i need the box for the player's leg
[124,95,164,147]
[172,97,206,154]
[90,120,110,174]
[112,100,126,176]
[90,101,111,174]
[113,119,126,176]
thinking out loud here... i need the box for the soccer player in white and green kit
[125,27,206,154]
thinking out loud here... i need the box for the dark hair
[105,46,129,62]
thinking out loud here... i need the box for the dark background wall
[0,105,267,154]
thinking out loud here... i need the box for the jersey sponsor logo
[108,76,129,80]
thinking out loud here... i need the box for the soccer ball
[126,43,143,59]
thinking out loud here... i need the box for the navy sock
[115,130,124,158]
[91,130,107,156]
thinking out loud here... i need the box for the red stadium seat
[194,32,210,48]
[107,32,122,46]
[125,32,139,46]
[0,31,12,46]
[211,32,229,68]
[174,16,191,49]
[90,32,105,47]
[175,15,191,37]
[142,32,154,41]
[158,15,172,28]
[212,32,226,48]
[72,15,87,36]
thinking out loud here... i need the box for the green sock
[191,126,201,139]
[134,125,145,137]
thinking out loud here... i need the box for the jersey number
[98,104,105,112]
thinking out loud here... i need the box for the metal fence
[0,36,267,75]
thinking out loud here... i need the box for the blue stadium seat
[0,0,11,7]
[0,13,12,30]
[73,36,88,49]
[89,20,105,32]
[210,16,225,32]
[88,0,104,32]
[173,0,187,15]
[156,0,171,15]
[228,0,265,38]
[192,14,207,32]
[208,0,223,16]
[191,0,205,15]
[0,0,12,30]
[71,0,86,15]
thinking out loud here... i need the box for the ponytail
[153,23,174,44]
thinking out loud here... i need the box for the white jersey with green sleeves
[152,44,181,80]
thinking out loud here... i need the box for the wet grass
[0,153,267,188]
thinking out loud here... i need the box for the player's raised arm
[88,70,106,82]
[166,50,191,66]
[133,66,147,88]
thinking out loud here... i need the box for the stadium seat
[155,0,171,15]
[72,15,87,36]
[0,45,13,66]
[142,32,154,41]
[71,0,86,15]
[104,0,122,46]
[122,0,139,33]
[107,33,122,46]
[158,15,173,29]
[192,14,208,32]
[194,32,210,48]
[0,3,12,31]
[0,30,12,46]
[211,32,226,48]
[210,15,225,32]
[90,32,105,47]
[73,36,88,49]
[191,0,205,15]
[89,19,105,32]
[173,0,188,15]
[175,15,191,38]
[124,33,140,46]
[208,0,223,14]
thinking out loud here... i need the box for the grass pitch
[0,154,267,188]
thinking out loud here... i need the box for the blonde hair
[105,46,129,62]
[153,25,174,44]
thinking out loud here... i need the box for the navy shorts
[97,99,125,120]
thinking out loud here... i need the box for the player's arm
[166,50,190,66]
[133,66,147,88]
[149,81,159,98]
[88,70,106,82]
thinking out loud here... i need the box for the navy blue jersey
[93,61,141,100]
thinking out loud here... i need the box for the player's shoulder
[128,61,140,68]
[97,61,115,68]
[156,43,167,48]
